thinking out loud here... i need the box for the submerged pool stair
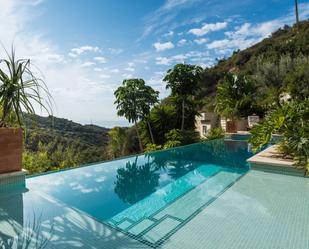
[109,168,243,247]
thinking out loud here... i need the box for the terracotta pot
[0,128,23,174]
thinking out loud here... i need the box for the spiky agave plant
[0,46,53,128]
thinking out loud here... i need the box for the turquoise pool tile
[161,170,309,249]
[110,164,222,224]
[128,219,155,235]
[154,171,242,220]
[117,220,132,230]
[142,217,181,244]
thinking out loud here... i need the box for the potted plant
[0,47,52,174]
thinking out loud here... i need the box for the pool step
[153,171,242,221]
[110,164,222,224]
[111,170,243,247]
[142,217,181,244]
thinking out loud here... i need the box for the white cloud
[177,39,187,46]
[69,45,100,57]
[99,74,111,79]
[156,51,209,65]
[108,48,123,55]
[46,53,65,63]
[146,71,167,98]
[153,41,175,52]
[111,69,120,73]
[125,67,135,72]
[122,73,133,78]
[94,56,107,63]
[194,38,208,45]
[81,61,96,67]
[163,30,174,37]
[162,0,200,10]
[189,22,228,36]
[94,67,103,72]
[156,57,171,65]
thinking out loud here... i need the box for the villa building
[196,113,260,137]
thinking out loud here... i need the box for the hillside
[24,114,110,165]
[197,20,309,100]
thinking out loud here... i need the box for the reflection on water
[114,157,159,204]
[113,139,252,209]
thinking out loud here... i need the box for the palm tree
[107,127,127,158]
[214,73,258,119]
[0,47,53,127]
[114,79,158,151]
[163,64,203,130]
[114,157,159,204]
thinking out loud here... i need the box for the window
[202,125,208,134]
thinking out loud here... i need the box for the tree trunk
[147,121,155,144]
[135,121,143,152]
[295,0,299,24]
[181,99,185,130]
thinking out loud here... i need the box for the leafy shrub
[249,99,309,173]
[163,129,182,149]
[284,61,309,100]
[163,129,199,149]
[206,127,225,140]
[144,143,163,153]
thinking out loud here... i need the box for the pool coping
[247,145,305,176]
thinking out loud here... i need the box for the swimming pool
[0,140,252,247]
[0,139,253,247]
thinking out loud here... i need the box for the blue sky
[0,0,308,127]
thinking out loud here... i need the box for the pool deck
[247,145,305,176]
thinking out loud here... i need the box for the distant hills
[24,114,110,163]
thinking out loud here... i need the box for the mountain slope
[197,20,309,100]
[24,114,110,163]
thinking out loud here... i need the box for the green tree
[284,61,309,100]
[140,103,177,146]
[0,47,52,127]
[214,73,259,119]
[114,79,158,151]
[163,64,203,130]
[254,56,293,108]
[107,127,128,158]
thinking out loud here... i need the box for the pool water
[0,139,253,247]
